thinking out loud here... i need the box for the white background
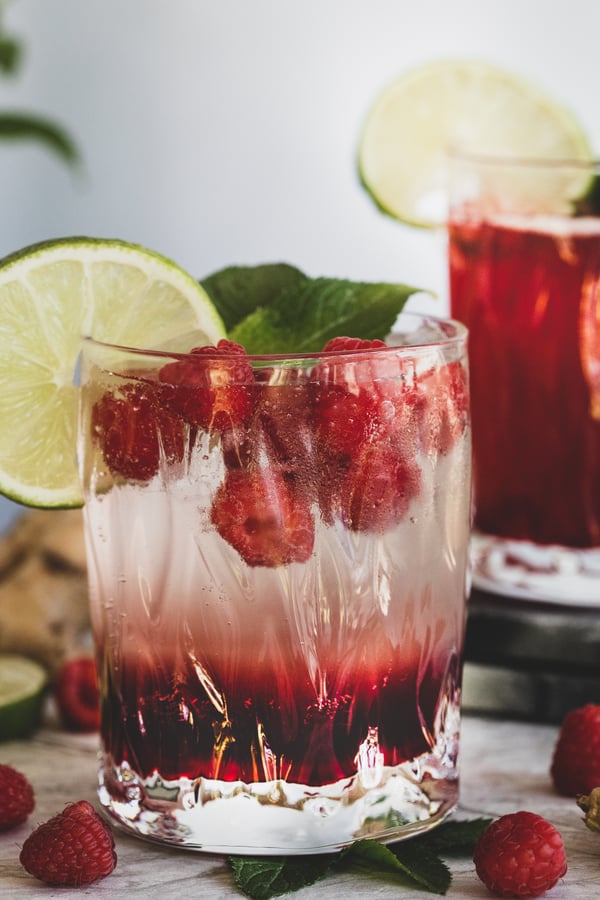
[1,0,599,529]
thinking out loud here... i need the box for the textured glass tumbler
[78,314,471,854]
[448,151,600,604]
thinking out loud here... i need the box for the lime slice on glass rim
[0,654,48,740]
[358,59,594,227]
[0,237,226,509]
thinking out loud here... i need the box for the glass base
[97,752,458,855]
[471,532,600,607]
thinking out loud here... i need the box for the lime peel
[0,654,48,740]
[0,237,226,509]
[358,59,594,228]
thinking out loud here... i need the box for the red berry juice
[81,325,470,853]
[449,214,600,547]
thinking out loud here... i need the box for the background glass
[448,151,600,603]
[78,316,471,854]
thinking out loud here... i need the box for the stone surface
[1,715,597,897]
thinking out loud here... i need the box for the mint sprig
[201,263,307,332]
[200,263,427,354]
[347,839,451,894]
[229,852,340,900]
[228,817,492,898]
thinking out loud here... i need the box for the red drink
[80,319,470,853]
[101,632,455,786]
[449,214,600,547]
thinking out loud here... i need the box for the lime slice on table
[0,654,48,740]
[358,59,594,227]
[0,237,226,509]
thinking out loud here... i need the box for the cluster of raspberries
[91,337,468,567]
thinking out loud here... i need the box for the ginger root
[0,509,90,675]
[577,787,600,833]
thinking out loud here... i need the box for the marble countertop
[2,714,599,898]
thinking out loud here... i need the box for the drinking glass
[448,151,600,604]
[78,314,470,854]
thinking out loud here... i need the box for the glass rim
[446,146,600,170]
[81,312,468,364]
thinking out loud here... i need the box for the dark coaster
[462,587,600,723]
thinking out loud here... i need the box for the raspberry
[20,800,116,887]
[551,703,600,796]
[421,360,469,455]
[92,381,184,481]
[312,383,380,457]
[210,466,314,567]
[473,811,567,898]
[55,657,101,733]
[338,443,421,532]
[159,339,255,431]
[255,367,315,484]
[0,764,34,831]
[311,337,393,458]
[321,336,387,353]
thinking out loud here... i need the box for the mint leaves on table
[229,853,339,900]
[227,817,492,899]
[200,263,426,354]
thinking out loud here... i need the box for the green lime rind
[0,655,48,741]
[0,237,226,510]
[358,59,594,228]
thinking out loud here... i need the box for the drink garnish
[201,264,424,355]
[225,275,422,354]
[0,240,424,508]
[358,59,594,227]
[228,817,492,898]
[0,237,226,508]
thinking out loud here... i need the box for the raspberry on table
[551,703,600,796]
[92,380,185,482]
[55,657,101,733]
[20,799,116,887]
[159,338,255,431]
[0,764,34,831]
[473,811,567,898]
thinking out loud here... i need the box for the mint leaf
[226,821,485,898]
[201,263,307,332]
[229,306,295,355]
[417,817,493,855]
[230,277,425,354]
[348,839,451,895]
[229,852,339,899]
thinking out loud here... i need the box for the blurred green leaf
[0,35,21,74]
[0,113,80,165]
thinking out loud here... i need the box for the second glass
[448,151,600,603]
[78,315,470,854]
